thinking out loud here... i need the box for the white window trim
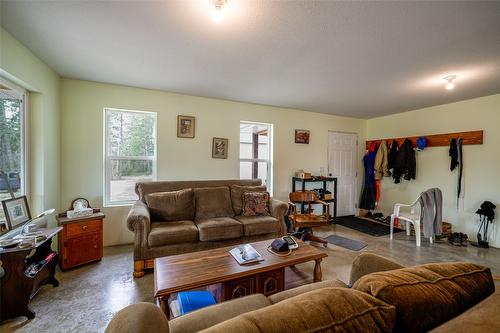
[103,108,157,207]
[0,76,29,199]
[239,121,273,195]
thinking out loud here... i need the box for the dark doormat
[325,234,367,251]
[335,216,404,237]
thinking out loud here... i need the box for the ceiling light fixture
[211,0,227,23]
[444,75,456,90]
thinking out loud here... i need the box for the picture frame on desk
[1,195,31,231]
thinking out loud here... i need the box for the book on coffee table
[229,244,264,265]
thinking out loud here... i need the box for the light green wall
[0,27,60,224]
[60,78,367,245]
[367,94,500,247]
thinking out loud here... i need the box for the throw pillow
[145,189,195,221]
[242,191,271,216]
[230,185,267,215]
[353,262,495,333]
[194,187,235,220]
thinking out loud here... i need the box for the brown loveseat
[106,253,498,333]
[127,179,288,277]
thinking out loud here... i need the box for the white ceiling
[1,0,500,118]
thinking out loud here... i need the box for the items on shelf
[295,170,312,179]
[25,251,57,277]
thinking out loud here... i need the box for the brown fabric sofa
[106,253,498,333]
[127,179,288,277]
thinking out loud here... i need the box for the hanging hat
[476,201,496,222]
[416,137,427,151]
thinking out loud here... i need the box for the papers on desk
[229,244,264,265]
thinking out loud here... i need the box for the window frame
[239,121,273,195]
[103,108,157,207]
[0,77,29,200]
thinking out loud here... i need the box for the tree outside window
[0,84,26,226]
[104,108,157,206]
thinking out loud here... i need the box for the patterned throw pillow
[242,191,271,216]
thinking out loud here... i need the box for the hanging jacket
[449,138,458,171]
[387,140,399,173]
[392,139,416,183]
[374,141,390,180]
[419,188,443,238]
[359,145,377,210]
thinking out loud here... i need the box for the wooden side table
[57,212,105,270]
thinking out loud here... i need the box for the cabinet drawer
[66,219,101,237]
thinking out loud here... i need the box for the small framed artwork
[2,195,31,230]
[177,115,196,138]
[212,137,229,159]
[295,129,310,144]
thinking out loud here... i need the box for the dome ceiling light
[211,0,227,23]
[444,75,457,90]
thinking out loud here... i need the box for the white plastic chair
[390,196,433,247]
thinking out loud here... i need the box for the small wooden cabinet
[57,213,105,270]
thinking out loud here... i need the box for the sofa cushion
[429,289,500,333]
[353,262,495,333]
[145,189,194,221]
[194,187,235,220]
[200,287,396,333]
[242,191,271,216]
[234,215,279,236]
[170,294,270,333]
[195,217,243,241]
[148,221,199,247]
[230,185,267,215]
[268,279,348,304]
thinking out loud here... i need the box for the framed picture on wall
[295,129,310,144]
[2,195,31,231]
[212,137,229,159]
[177,115,196,138]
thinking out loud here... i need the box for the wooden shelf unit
[292,177,337,222]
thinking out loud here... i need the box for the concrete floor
[2,224,500,333]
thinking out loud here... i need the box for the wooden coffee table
[154,238,328,318]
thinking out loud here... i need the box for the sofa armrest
[349,252,404,286]
[127,200,151,234]
[105,302,169,333]
[270,198,288,236]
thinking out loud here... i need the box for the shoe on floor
[448,233,461,246]
[460,233,468,246]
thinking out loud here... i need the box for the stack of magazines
[229,244,264,265]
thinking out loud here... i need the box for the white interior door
[328,132,358,217]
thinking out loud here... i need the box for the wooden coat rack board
[365,130,483,149]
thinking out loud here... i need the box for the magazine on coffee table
[229,244,264,265]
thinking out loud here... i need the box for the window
[104,108,157,206]
[0,79,27,224]
[239,121,273,192]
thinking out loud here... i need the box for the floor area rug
[324,234,367,251]
[335,216,404,237]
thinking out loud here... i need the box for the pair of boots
[448,232,468,246]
